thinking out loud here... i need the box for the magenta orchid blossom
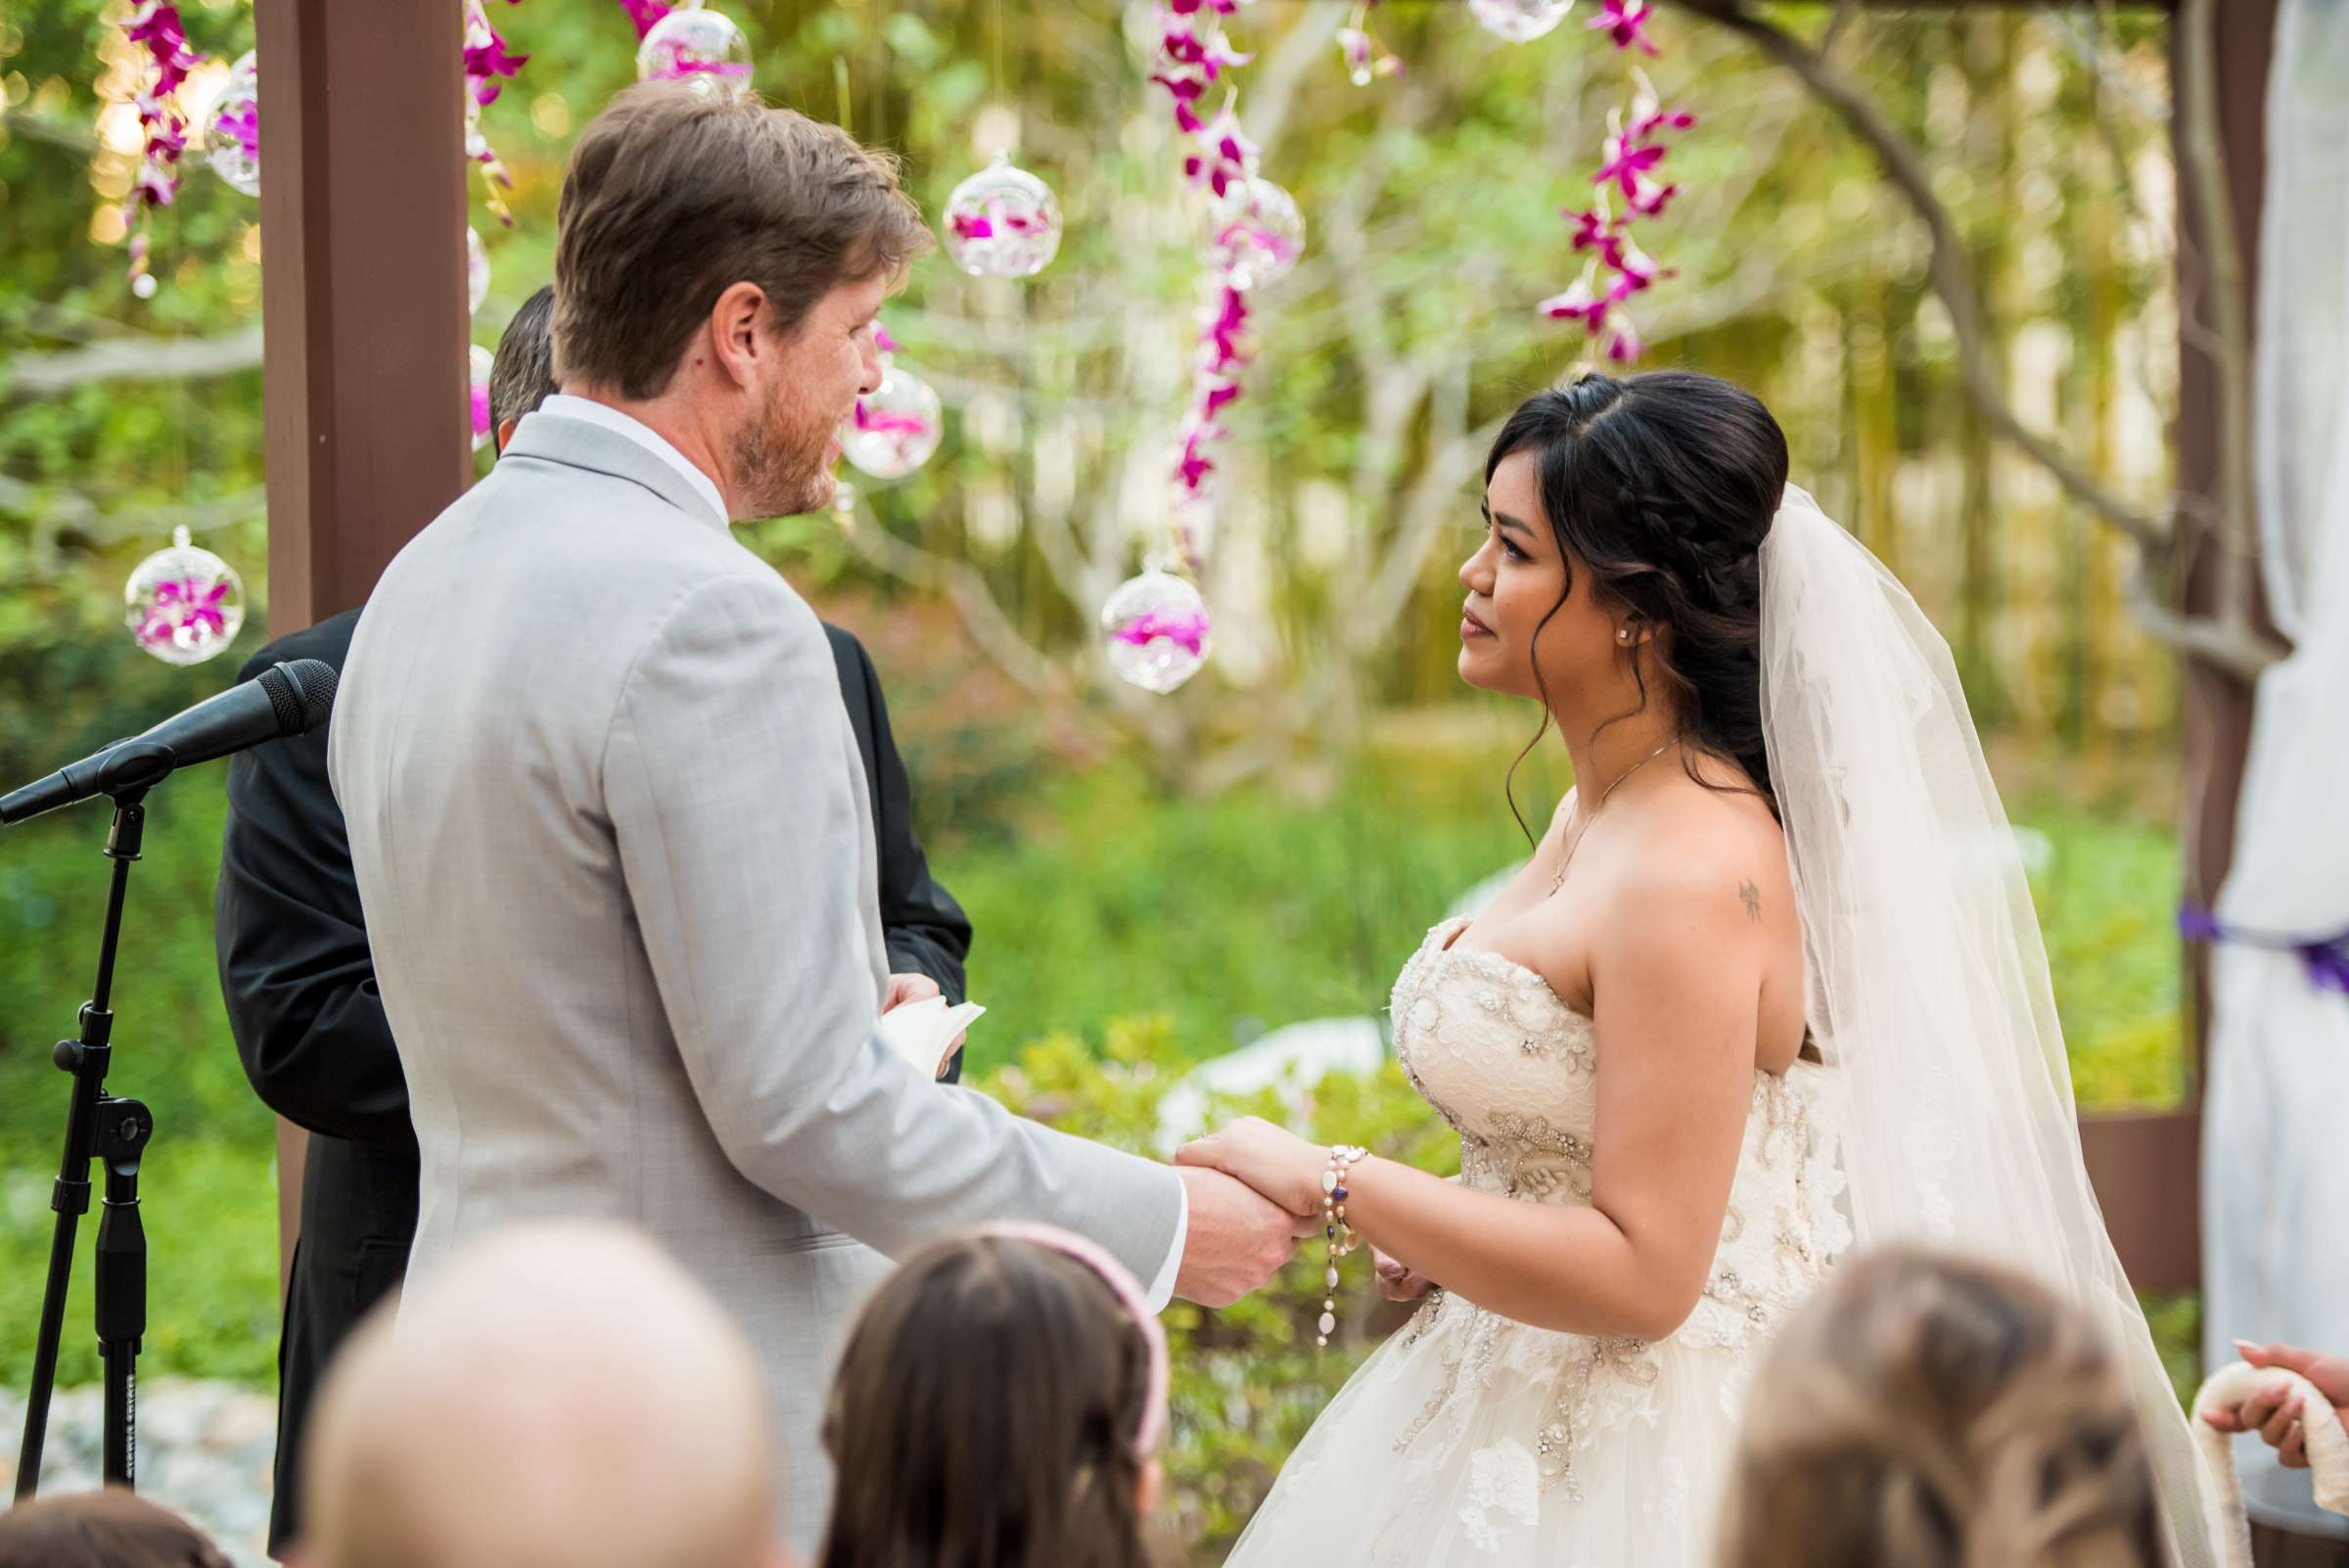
[1541,69,1693,361]
[1588,0,1660,56]
[852,400,933,438]
[117,2,204,293]
[615,0,672,36]
[1142,2,1286,572]
[136,577,232,651]
[1336,1,1405,86]
[1112,609,1212,660]
[461,0,526,225]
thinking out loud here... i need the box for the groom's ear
[705,280,772,392]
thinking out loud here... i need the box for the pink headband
[976,1222,1171,1455]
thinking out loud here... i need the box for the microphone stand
[14,769,161,1499]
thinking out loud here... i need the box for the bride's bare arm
[1178,856,1767,1339]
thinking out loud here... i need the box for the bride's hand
[1371,1245,1433,1303]
[1176,1116,1327,1219]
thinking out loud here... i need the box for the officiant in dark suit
[213,284,972,1559]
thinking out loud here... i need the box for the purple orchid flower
[1604,314,1645,363]
[873,323,899,355]
[148,577,232,639]
[950,211,994,241]
[1593,133,1666,198]
[615,0,672,37]
[1177,432,1216,490]
[1630,105,1696,141]
[1626,175,1679,218]
[1206,287,1250,368]
[1113,610,1212,659]
[1588,0,1660,56]
[216,102,259,161]
[852,400,932,438]
[1538,276,1609,336]
[464,34,528,86]
[659,56,753,81]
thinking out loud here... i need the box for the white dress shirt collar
[539,393,729,527]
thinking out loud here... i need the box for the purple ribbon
[2180,903,2349,995]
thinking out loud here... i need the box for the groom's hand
[1172,1166,1312,1309]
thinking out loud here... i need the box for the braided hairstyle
[1717,1249,2165,1568]
[818,1233,1159,1568]
[1486,370,1789,832]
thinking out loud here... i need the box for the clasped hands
[1170,1116,1433,1309]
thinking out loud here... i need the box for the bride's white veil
[1759,485,2220,1568]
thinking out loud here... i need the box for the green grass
[0,736,2191,1386]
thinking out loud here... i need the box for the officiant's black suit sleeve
[823,623,974,1082]
[214,610,413,1149]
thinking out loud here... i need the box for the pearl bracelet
[1319,1144,1368,1348]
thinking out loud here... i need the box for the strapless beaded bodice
[1383,916,1850,1497]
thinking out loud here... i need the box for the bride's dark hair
[1486,370,1790,835]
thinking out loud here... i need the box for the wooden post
[255,0,470,1292]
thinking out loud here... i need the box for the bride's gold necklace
[1548,739,1677,898]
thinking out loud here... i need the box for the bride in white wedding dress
[1182,373,2219,1568]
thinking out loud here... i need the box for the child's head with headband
[817,1225,1168,1568]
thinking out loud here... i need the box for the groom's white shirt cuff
[1146,1184,1187,1313]
[537,394,730,526]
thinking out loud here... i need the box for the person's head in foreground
[553,81,931,522]
[819,1225,1171,1568]
[1716,1248,2163,1568]
[301,1218,785,1568]
[0,1489,231,1568]
[1462,369,1789,817]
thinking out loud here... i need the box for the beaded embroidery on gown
[1221,915,1849,1568]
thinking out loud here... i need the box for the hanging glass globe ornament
[1100,569,1212,694]
[636,7,754,98]
[204,52,261,197]
[942,155,1063,279]
[125,526,246,667]
[839,363,944,480]
[465,226,491,316]
[1467,0,1578,41]
[1210,177,1305,291]
[469,344,496,452]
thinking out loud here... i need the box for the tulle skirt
[1221,1288,1761,1568]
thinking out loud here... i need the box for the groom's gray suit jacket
[328,412,1182,1545]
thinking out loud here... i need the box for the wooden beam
[255,0,470,1292]
[2078,1109,2201,1293]
[258,0,471,629]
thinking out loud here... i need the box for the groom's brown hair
[554,82,930,400]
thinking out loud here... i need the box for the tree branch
[1676,0,2171,557]
[833,502,1064,698]
[4,326,266,395]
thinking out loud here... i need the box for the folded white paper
[873,995,985,1079]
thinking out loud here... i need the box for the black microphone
[0,659,338,826]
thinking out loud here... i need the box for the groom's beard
[730,379,838,521]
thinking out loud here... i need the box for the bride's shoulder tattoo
[1737,878,1762,923]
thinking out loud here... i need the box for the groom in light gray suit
[328,83,1300,1547]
